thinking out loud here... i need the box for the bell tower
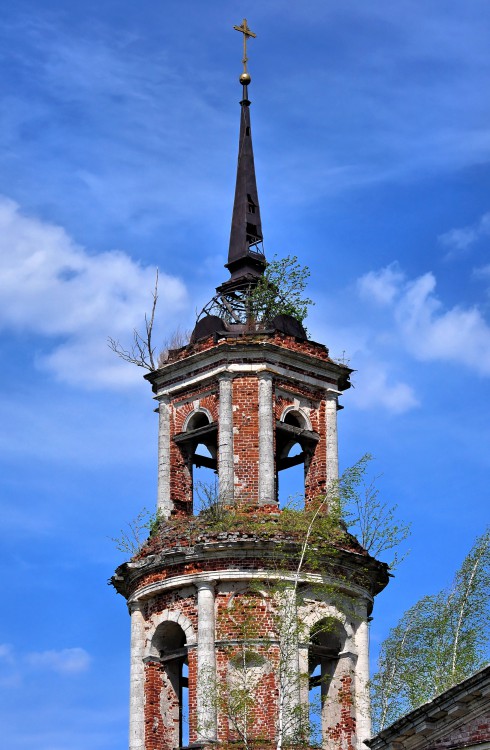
[112,20,389,750]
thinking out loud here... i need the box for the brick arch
[183,407,213,431]
[146,609,197,657]
[279,405,312,432]
[300,602,355,647]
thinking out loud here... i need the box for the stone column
[354,609,371,750]
[196,581,217,741]
[157,395,172,517]
[219,374,234,504]
[129,601,146,750]
[280,585,301,739]
[325,390,340,486]
[258,371,275,505]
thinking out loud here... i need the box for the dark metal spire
[221,19,266,289]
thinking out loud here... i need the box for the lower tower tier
[112,511,388,750]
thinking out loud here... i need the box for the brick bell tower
[112,19,388,750]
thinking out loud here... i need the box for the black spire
[224,89,266,284]
[218,19,266,293]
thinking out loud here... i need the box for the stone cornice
[111,537,388,604]
[147,338,351,398]
[127,567,374,608]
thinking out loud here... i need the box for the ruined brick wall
[426,712,490,750]
[215,588,279,743]
[232,376,261,504]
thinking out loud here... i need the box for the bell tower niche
[112,19,389,750]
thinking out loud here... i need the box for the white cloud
[26,647,91,675]
[358,265,490,376]
[350,363,419,414]
[439,212,490,258]
[357,263,404,306]
[0,197,188,388]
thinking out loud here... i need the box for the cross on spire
[233,18,256,74]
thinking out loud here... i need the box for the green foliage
[338,454,411,569]
[110,506,164,555]
[371,528,490,731]
[249,254,314,326]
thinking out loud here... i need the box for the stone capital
[257,369,274,381]
[196,580,217,593]
[218,370,234,382]
[129,600,145,615]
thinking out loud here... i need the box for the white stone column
[157,395,172,517]
[354,608,371,749]
[258,371,275,505]
[129,601,146,750]
[325,390,340,486]
[219,374,234,504]
[280,585,301,740]
[196,581,217,741]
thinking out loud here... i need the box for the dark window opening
[247,193,256,214]
[246,126,250,136]
[284,412,305,428]
[246,222,259,241]
[153,622,189,748]
[186,411,210,431]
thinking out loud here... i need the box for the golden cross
[233,18,256,73]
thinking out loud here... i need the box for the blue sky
[1,2,489,748]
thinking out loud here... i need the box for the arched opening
[193,443,218,514]
[174,409,219,515]
[277,440,304,509]
[283,411,306,429]
[308,618,347,746]
[276,409,314,509]
[153,621,189,748]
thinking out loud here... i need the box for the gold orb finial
[239,72,251,86]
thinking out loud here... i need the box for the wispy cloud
[0,197,188,388]
[439,212,490,258]
[358,265,490,375]
[350,361,419,414]
[357,263,404,306]
[26,647,91,675]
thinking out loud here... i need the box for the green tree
[249,254,314,326]
[371,528,490,731]
[338,454,411,569]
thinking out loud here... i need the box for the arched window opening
[153,621,189,748]
[308,618,347,746]
[173,409,218,514]
[277,441,304,509]
[276,409,319,508]
[186,411,210,431]
[193,443,219,514]
[284,411,306,429]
